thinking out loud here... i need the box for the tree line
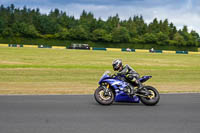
[0,4,199,47]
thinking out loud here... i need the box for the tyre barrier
[38,45,52,48]
[163,50,175,54]
[149,50,162,53]
[189,52,200,55]
[121,48,135,52]
[52,46,66,49]
[8,44,23,47]
[92,47,107,51]
[23,45,38,48]
[135,49,149,53]
[106,48,121,52]
[176,51,188,54]
[0,44,9,47]
[1,44,200,55]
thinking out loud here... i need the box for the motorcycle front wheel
[94,86,114,105]
[140,86,160,106]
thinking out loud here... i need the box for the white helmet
[112,59,122,71]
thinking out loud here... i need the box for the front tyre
[140,86,160,106]
[94,86,114,105]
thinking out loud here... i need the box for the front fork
[103,84,110,96]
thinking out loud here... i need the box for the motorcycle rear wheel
[140,86,160,106]
[94,86,114,105]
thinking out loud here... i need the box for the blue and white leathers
[98,71,140,103]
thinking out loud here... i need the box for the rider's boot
[136,81,150,96]
[135,80,144,94]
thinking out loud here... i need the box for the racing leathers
[117,64,143,95]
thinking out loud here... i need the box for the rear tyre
[94,86,114,105]
[140,86,160,106]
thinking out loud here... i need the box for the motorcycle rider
[112,59,143,95]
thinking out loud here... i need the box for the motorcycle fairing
[139,76,152,83]
[100,77,140,103]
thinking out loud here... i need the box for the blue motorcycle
[94,71,160,106]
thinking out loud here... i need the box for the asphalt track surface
[0,94,200,133]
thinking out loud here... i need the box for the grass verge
[0,47,200,94]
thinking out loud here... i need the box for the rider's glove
[117,72,123,76]
[126,74,133,80]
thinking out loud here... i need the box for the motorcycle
[94,71,160,106]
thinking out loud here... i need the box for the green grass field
[0,47,200,94]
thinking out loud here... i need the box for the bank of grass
[0,47,200,94]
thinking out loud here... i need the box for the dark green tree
[0,4,199,48]
[156,32,169,45]
[92,29,107,41]
[55,28,70,40]
[2,27,13,37]
[112,27,130,43]
[143,33,157,44]
[173,32,186,46]
[69,25,88,40]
